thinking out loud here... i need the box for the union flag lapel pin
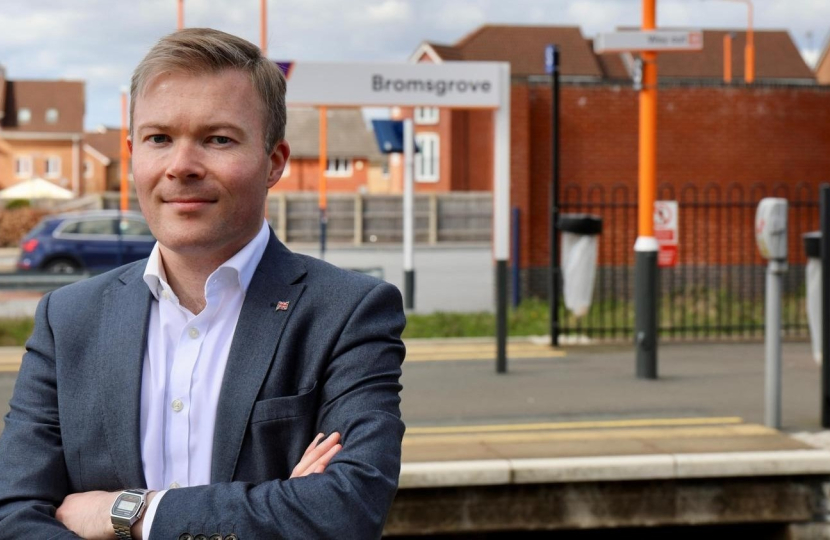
[276,301,290,311]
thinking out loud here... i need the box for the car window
[119,219,153,238]
[72,219,116,235]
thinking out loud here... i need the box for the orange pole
[120,91,129,212]
[745,1,754,83]
[177,0,184,30]
[723,33,733,84]
[638,0,657,238]
[318,107,328,211]
[260,0,267,55]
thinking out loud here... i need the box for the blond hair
[130,28,286,151]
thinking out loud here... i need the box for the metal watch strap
[113,524,133,540]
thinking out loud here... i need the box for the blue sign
[545,44,558,75]
[371,119,420,154]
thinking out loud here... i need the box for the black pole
[821,185,830,427]
[511,207,520,308]
[496,260,508,373]
[547,44,561,347]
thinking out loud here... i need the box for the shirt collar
[143,220,271,300]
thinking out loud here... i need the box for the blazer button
[209,536,222,540]
[224,535,239,540]
[178,535,194,540]
[194,536,208,540]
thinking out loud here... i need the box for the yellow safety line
[403,424,775,446]
[406,417,745,435]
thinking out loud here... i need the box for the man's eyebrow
[205,123,245,135]
[135,123,172,133]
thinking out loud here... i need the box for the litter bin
[558,214,602,318]
[804,232,821,364]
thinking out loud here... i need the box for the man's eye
[149,135,168,144]
[211,136,232,144]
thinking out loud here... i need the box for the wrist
[131,491,156,539]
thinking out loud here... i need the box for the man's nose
[165,140,206,180]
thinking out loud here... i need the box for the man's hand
[56,490,157,540]
[291,432,342,478]
[56,490,119,540]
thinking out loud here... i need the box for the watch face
[112,493,142,518]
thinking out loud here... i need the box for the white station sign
[284,62,504,108]
[594,30,703,53]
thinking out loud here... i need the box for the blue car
[17,210,156,273]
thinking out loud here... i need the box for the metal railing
[558,181,819,339]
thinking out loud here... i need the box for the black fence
[556,181,820,340]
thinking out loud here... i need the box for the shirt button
[170,481,181,489]
[171,399,184,413]
[188,327,200,339]
[161,290,169,300]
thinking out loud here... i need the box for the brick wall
[272,156,371,193]
[460,82,830,275]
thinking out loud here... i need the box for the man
[0,28,406,539]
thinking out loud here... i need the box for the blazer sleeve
[148,280,406,540]
[0,292,82,539]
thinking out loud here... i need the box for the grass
[0,318,34,347]
[0,288,811,345]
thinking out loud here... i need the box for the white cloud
[366,0,412,23]
[434,2,486,31]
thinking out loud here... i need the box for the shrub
[0,207,48,247]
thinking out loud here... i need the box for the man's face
[129,69,288,261]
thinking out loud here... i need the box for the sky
[1,0,828,130]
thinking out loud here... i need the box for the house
[83,126,124,193]
[816,32,830,84]
[272,107,385,193]
[0,65,86,194]
[403,24,827,298]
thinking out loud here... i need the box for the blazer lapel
[99,263,152,489]
[211,233,307,483]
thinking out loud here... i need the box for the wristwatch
[110,488,150,540]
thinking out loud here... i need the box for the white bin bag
[808,258,822,365]
[804,232,822,364]
[558,214,602,318]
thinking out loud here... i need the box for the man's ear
[267,139,291,189]
[127,136,133,156]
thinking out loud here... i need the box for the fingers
[301,432,326,459]
[291,432,341,478]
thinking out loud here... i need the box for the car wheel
[44,258,80,274]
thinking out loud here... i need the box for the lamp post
[715,0,754,83]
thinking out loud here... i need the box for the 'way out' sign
[594,30,703,53]
[284,62,502,108]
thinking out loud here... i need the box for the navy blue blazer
[0,232,406,539]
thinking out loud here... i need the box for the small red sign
[654,200,679,268]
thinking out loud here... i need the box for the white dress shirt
[138,220,270,539]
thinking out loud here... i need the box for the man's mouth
[164,198,217,211]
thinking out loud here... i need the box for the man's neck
[158,248,219,314]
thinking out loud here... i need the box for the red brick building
[405,25,829,297]
[272,108,383,194]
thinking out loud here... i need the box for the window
[45,156,61,179]
[414,107,439,125]
[415,133,439,182]
[119,219,154,238]
[14,156,33,178]
[84,159,93,179]
[61,218,116,236]
[45,108,59,124]
[18,108,31,125]
[326,158,353,177]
